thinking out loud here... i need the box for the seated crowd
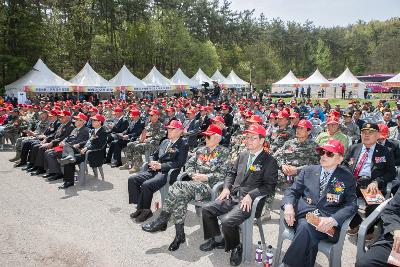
[3,95,400,267]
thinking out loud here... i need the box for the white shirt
[357,144,376,177]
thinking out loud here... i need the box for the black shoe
[130,210,143,219]
[230,244,243,266]
[199,237,225,252]
[22,164,34,171]
[142,211,170,232]
[104,159,111,164]
[42,173,56,178]
[111,162,122,168]
[47,174,63,181]
[15,162,27,167]
[135,209,153,223]
[168,223,186,251]
[26,167,37,172]
[31,169,45,176]
[58,181,74,189]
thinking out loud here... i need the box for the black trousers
[34,145,48,169]
[63,154,85,184]
[202,198,251,251]
[127,171,167,210]
[350,186,379,233]
[283,218,339,267]
[106,139,128,163]
[29,143,41,165]
[355,234,395,267]
[20,139,40,164]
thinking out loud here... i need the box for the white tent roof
[211,70,229,84]
[109,65,147,89]
[191,68,214,87]
[225,70,249,88]
[273,70,301,85]
[301,69,330,85]
[170,68,200,88]
[142,66,172,90]
[69,62,112,87]
[382,72,400,87]
[330,67,364,86]
[5,59,73,94]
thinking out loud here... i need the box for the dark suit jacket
[343,143,396,190]
[183,119,200,148]
[199,115,211,132]
[381,190,400,236]
[64,126,90,147]
[151,137,189,176]
[383,139,400,167]
[225,150,278,201]
[48,121,75,146]
[86,126,108,168]
[223,112,234,129]
[126,119,145,141]
[43,120,61,139]
[111,116,129,134]
[282,165,358,227]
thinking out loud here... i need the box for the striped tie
[320,171,330,197]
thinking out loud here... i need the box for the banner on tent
[72,86,116,93]
[24,85,73,93]
[383,82,400,88]
[171,85,189,90]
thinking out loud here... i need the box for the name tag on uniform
[375,156,386,163]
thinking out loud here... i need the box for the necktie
[246,154,255,172]
[353,148,370,178]
[320,171,330,196]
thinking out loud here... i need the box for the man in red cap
[281,139,357,267]
[315,116,349,152]
[128,120,189,223]
[200,123,278,266]
[182,109,201,149]
[142,124,230,252]
[105,109,145,167]
[198,106,211,132]
[377,123,400,166]
[340,111,360,144]
[59,114,108,189]
[210,116,231,148]
[105,106,129,146]
[268,110,295,153]
[121,108,165,173]
[221,104,233,131]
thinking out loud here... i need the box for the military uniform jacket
[150,137,189,173]
[185,145,230,188]
[33,120,51,136]
[343,143,396,191]
[225,150,278,200]
[145,121,165,146]
[64,126,90,147]
[282,165,358,227]
[49,121,75,147]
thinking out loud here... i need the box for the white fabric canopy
[142,66,172,91]
[225,70,249,88]
[109,65,147,91]
[382,72,400,87]
[330,67,365,98]
[5,59,73,95]
[211,70,229,84]
[301,69,330,85]
[69,62,113,92]
[273,70,301,86]
[191,68,214,88]
[170,68,200,89]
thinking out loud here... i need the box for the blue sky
[229,0,400,27]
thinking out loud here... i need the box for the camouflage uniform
[15,120,50,154]
[315,130,349,153]
[340,121,360,144]
[268,125,295,153]
[125,120,165,167]
[1,115,26,145]
[273,138,319,189]
[229,130,246,163]
[162,145,230,224]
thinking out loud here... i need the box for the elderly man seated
[280,140,357,267]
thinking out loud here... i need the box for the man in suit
[200,123,278,266]
[353,109,365,131]
[343,123,396,238]
[383,111,397,128]
[221,104,234,131]
[280,139,357,267]
[105,109,145,167]
[182,109,200,149]
[29,110,75,176]
[355,190,400,267]
[128,120,189,223]
[198,106,211,132]
[378,123,400,166]
[42,112,90,181]
[106,106,129,144]
[58,114,108,189]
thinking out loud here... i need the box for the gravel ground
[0,151,359,267]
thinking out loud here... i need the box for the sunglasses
[318,149,335,158]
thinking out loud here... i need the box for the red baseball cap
[289,112,299,119]
[91,113,105,123]
[378,124,389,139]
[186,109,196,115]
[200,106,209,111]
[316,139,345,155]
[149,109,160,116]
[297,119,312,129]
[130,109,141,117]
[269,113,277,119]
[59,110,71,117]
[113,107,123,113]
[165,107,175,113]
[326,116,339,125]
[90,107,99,113]
[165,120,183,130]
[202,124,222,136]
[74,112,88,121]
[244,123,267,137]
[246,115,263,124]
[329,110,341,118]
[221,104,229,110]
[48,109,60,117]
[277,111,290,119]
[211,116,225,124]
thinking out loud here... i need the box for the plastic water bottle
[266,245,273,265]
[255,241,263,263]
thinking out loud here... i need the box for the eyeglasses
[244,136,260,141]
[205,135,212,139]
[317,150,335,158]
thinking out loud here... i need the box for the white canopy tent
[69,62,113,93]
[109,65,148,91]
[330,67,365,98]
[225,70,250,88]
[300,69,331,97]
[191,68,214,88]
[211,70,230,87]
[382,72,400,87]
[271,70,301,93]
[142,66,173,91]
[170,68,200,89]
[5,59,73,96]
